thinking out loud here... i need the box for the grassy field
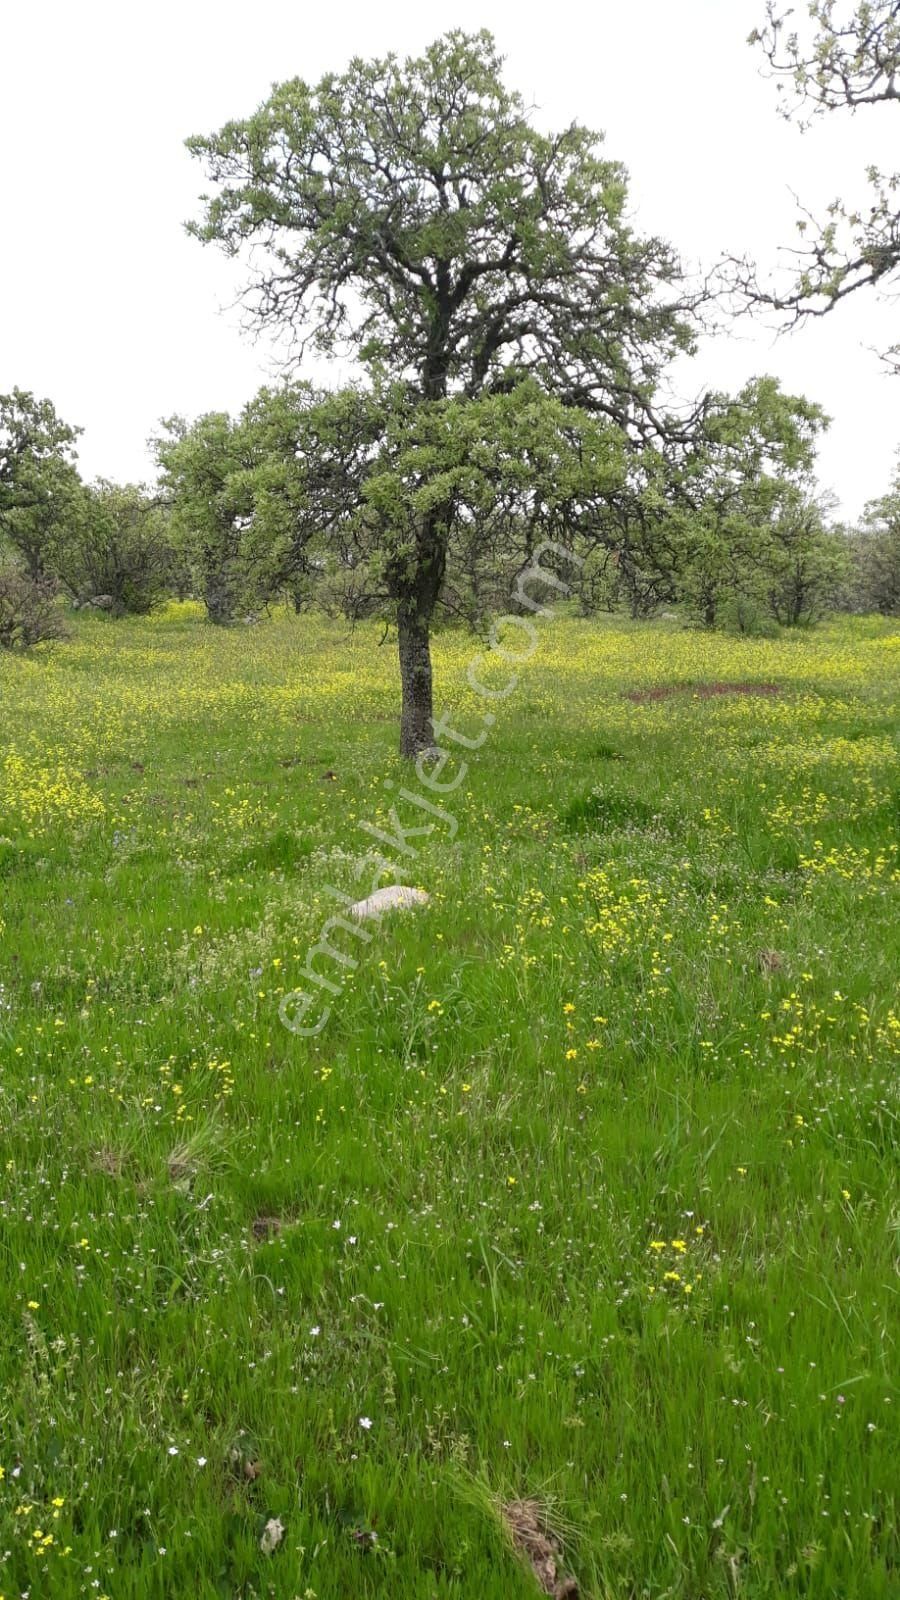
[0,605,898,1599]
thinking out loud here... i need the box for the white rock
[260,1517,284,1554]
[349,885,430,921]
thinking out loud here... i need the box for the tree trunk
[393,505,448,757]
[204,569,236,625]
[397,600,435,758]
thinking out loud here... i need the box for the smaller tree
[668,376,830,626]
[846,457,900,612]
[0,455,83,582]
[53,482,173,615]
[0,389,83,578]
[154,414,261,622]
[764,489,849,624]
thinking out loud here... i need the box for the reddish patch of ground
[625,681,781,704]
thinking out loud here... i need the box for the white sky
[1,0,897,517]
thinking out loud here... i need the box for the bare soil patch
[625,681,781,704]
[502,1500,578,1598]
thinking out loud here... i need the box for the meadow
[0,605,897,1599]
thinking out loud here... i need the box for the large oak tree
[186,30,698,753]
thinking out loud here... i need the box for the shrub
[0,565,68,650]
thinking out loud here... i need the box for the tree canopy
[187,30,697,420]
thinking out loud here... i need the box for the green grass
[0,606,898,1598]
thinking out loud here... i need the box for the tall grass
[0,607,897,1597]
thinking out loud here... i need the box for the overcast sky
[2,0,897,516]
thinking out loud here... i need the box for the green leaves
[186,30,692,416]
[153,412,260,622]
[657,377,835,627]
[152,375,637,632]
[51,482,173,616]
[0,391,84,581]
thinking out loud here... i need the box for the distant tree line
[2,377,897,649]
